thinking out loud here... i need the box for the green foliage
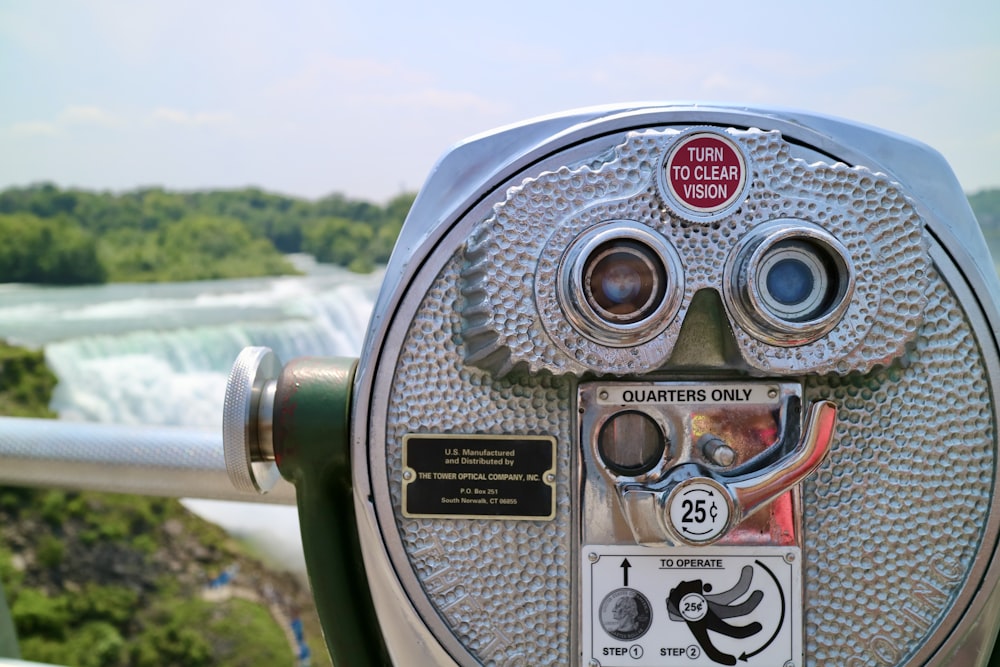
[11,589,70,640]
[130,624,211,667]
[75,493,173,548]
[0,341,57,419]
[98,215,298,283]
[73,621,126,667]
[18,620,125,667]
[68,584,139,627]
[39,491,67,526]
[970,188,1000,258]
[0,183,414,284]
[0,342,324,666]
[131,598,288,667]
[0,213,105,284]
[0,488,34,517]
[970,188,1000,225]
[35,537,63,569]
[303,216,375,272]
[17,636,74,666]
[0,546,22,592]
[203,598,291,667]
[1,492,300,667]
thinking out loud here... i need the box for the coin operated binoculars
[223,104,1000,667]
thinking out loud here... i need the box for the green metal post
[0,578,19,659]
[272,357,389,666]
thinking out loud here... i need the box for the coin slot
[597,410,666,477]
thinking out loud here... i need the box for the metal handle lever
[661,398,838,545]
[728,399,838,519]
[618,397,838,545]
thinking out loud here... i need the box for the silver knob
[223,346,282,494]
[699,435,737,467]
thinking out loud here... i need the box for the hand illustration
[666,566,763,666]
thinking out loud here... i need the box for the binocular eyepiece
[561,221,683,345]
[226,103,1000,667]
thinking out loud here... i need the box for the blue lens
[765,258,814,306]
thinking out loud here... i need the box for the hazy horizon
[3,1,999,201]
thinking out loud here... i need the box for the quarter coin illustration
[599,588,653,641]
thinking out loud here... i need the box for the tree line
[0,184,415,284]
[970,189,1000,258]
[1,183,999,285]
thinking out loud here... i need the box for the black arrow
[621,558,631,586]
[738,560,786,662]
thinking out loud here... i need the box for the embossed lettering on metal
[402,434,556,520]
[582,545,802,667]
[596,383,780,406]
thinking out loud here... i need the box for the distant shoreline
[0,184,412,285]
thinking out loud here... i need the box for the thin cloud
[572,49,849,104]
[7,105,236,139]
[59,105,121,127]
[272,54,503,116]
[273,54,501,109]
[148,108,236,126]
[6,105,120,137]
[276,55,430,94]
[9,121,59,137]
[364,89,502,115]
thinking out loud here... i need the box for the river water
[0,255,382,570]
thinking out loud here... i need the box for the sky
[1,1,998,203]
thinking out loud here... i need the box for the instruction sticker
[581,545,802,667]
[402,434,556,520]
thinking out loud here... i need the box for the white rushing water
[0,255,382,571]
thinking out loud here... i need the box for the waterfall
[0,263,381,426]
[0,261,383,571]
[44,281,377,426]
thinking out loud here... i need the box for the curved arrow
[739,560,785,662]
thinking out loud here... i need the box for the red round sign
[664,133,747,214]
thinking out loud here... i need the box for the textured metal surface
[223,346,281,494]
[382,250,994,667]
[386,256,574,665]
[354,105,1000,667]
[0,416,296,504]
[460,128,928,378]
[802,269,994,666]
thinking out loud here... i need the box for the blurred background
[0,1,998,665]
[3,1,999,198]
